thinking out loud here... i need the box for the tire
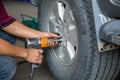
[97,0,120,17]
[38,0,120,80]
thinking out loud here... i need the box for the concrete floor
[3,1,54,80]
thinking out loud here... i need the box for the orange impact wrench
[25,37,63,80]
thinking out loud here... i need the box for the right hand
[24,48,43,64]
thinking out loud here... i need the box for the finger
[37,55,43,64]
[49,39,54,47]
[49,32,60,38]
[55,41,59,46]
[35,59,42,64]
[49,39,60,47]
[38,49,44,54]
[45,32,59,38]
[33,57,41,64]
[40,54,43,58]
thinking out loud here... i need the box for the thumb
[38,49,43,54]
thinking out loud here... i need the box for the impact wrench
[25,37,63,80]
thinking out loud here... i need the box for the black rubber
[97,0,120,17]
[38,0,120,80]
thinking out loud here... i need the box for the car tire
[38,0,120,80]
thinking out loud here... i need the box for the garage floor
[3,0,54,80]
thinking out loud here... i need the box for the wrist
[13,46,28,59]
[20,48,28,59]
[34,31,44,38]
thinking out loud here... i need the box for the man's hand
[39,32,60,38]
[39,32,61,47]
[0,38,44,64]
[24,49,43,64]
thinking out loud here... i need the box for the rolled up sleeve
[0,0,16,29]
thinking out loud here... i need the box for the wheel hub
[48,1,78,65]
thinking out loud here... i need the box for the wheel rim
[48,0,78,65]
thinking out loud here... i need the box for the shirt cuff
[0,18,16,29]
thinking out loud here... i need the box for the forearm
[2,21,42,38]
[0,38,27,58]
[2,20,59,39]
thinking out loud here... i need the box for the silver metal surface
[48,1,78,65]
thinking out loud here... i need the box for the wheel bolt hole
[56,26,61,32]
[110,45,113,48]
[101,48,104,51]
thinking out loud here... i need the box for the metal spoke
[52,2,59,19]
[49,18,60,32]
[63,7,73,26]
[53,2,65,23]
[57,2,65,21]
[54,46,72,64]
[67,40,76,60]
[63,46,72,63]
[54,47,65,59]
[68,23,78,47]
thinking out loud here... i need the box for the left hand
[39,32,61,47]
[39,32,60,38]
